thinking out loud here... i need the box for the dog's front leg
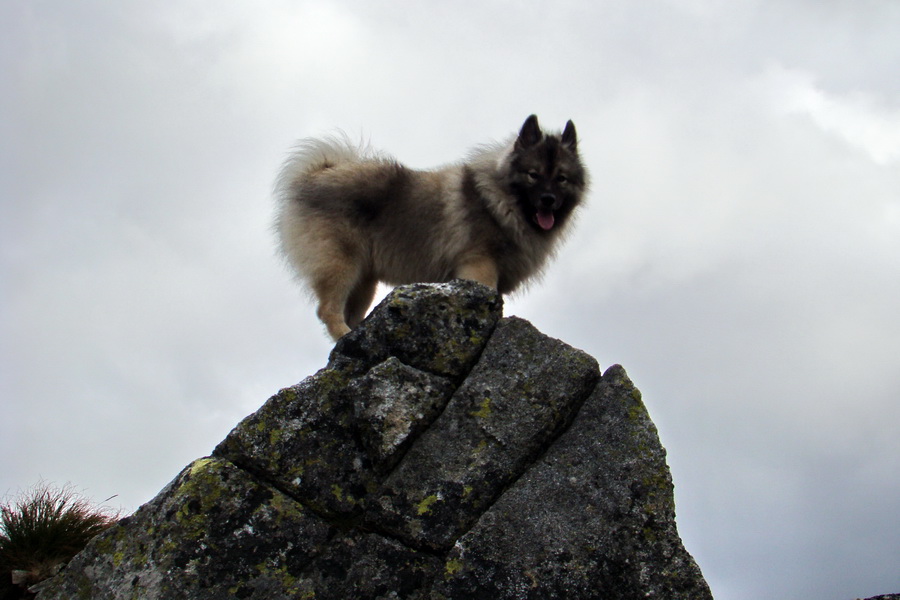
[454,256,499,289]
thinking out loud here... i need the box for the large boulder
[35,280,712,599]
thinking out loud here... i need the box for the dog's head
[509,115,588,234]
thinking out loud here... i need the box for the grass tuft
[0,482,120,599]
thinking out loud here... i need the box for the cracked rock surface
[35,280,712,600]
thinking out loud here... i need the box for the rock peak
[36,280,712,599]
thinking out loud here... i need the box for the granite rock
[35,280,713,599]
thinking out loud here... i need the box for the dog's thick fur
[275,115,589,340]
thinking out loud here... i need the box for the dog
[275,114,589,340]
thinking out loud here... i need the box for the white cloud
[763,64,900,164]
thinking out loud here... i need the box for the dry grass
[1,482,120,598]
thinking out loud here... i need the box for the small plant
[0,482,120,599]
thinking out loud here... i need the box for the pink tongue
[536,209,555,230]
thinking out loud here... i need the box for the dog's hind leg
[309,254,366,341]
[344,277,378,331]
[313,271,361,340]
[294,220,373,340]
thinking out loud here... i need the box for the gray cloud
[2,1,899,599]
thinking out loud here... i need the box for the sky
[1,1,899,598]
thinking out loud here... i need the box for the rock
[34,280,713,599]
[364,316,601,552]
[431,365,710,599]
[350,357,457,476]
[33,457,335,599]
[327,281,503,380]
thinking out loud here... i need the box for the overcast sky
[2,1,899,598]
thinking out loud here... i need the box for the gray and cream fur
[275,114,589,340]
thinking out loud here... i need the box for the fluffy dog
[275,115,589,340]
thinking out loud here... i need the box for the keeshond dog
[275,115,589,340]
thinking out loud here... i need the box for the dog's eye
[556,174,568,183]
[527,170,540,181]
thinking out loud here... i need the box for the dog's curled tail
[275,134,380,197]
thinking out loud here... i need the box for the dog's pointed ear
[516,114,543,148]
[561,120,577,150]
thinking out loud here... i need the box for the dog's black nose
[540,193,556,208]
